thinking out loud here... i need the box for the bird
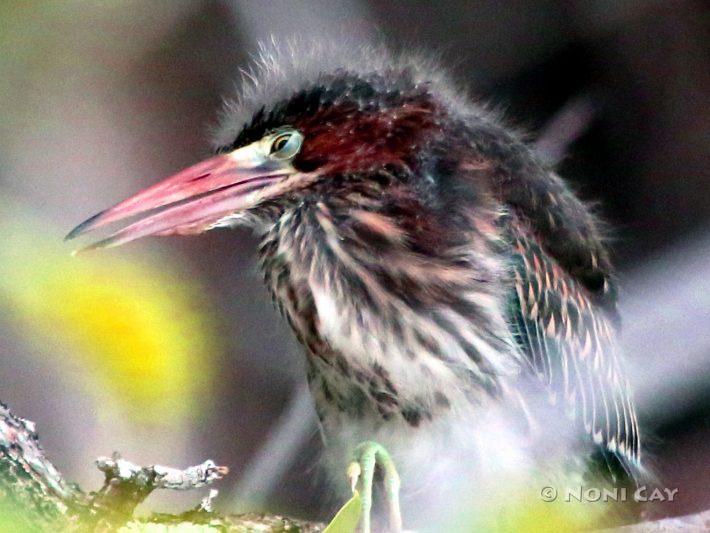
[67,42,643,531]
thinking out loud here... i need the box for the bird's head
[67,43,476,250]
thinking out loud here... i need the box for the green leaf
[323,490,362,533]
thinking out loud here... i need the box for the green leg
[347,441,402,533]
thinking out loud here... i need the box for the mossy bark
[0,401,322,532]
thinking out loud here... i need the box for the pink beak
[66,147,294,252]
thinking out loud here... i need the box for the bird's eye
[268,130,303,160]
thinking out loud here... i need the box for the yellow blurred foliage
[0,205,218,426]
[439,474,608,533]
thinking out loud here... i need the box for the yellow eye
[268,130,303,160]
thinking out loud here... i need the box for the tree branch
[0,401,323,531]
[1,399,707,531]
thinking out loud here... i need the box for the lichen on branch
[0,401,322,531]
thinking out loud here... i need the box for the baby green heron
[67,43,642,531]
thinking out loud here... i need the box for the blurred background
[0,0,707,524]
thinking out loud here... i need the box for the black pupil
[273,135,290,153]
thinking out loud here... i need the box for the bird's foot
[347,440,402,533]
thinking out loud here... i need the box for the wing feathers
[510,225,640,471]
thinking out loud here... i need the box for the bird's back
[468,119,641,475]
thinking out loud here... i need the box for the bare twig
[90,452,229,520]
[533,94,598,166]
[230,382,317,509]
[197,488,220,513]
[0,400,323,531]
[96,454,228,491]
[0,400,706,531]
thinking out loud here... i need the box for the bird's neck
[257,184,521,400]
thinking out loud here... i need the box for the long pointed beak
[66,144,295,252]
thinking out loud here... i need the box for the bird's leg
[347,440,402,533]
